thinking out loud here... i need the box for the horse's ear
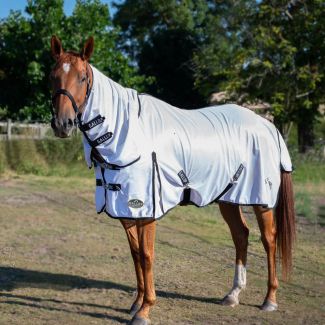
[51,35,63,61]
[80,36,94,61]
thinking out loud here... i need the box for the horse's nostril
[68,119,74,127]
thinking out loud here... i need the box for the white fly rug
[80,66,292,219]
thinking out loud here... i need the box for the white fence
[0,119,51,140]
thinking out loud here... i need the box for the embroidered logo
[178,170,189,186]
[265,177,272,189]
[128,199,144,209]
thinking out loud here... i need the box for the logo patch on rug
[128,199,144,208]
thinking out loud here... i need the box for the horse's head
[50,35,94,138]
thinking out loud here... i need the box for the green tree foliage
[193,0,325,151]
[114,0,210,108]
[115,0,323,151]
[0,0,147,121]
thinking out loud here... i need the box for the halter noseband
[51,63,92,121]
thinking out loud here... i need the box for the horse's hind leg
[253,206,279,311]
[219,202,249,307]
[120,219,144,316]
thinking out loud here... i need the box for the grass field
[0,171,324,324]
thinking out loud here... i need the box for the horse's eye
[81,76,86,82]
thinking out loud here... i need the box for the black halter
[51,63,92,121]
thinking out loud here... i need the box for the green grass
[292,159,325,184]
[0,136,90,177]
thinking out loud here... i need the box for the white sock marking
[233,264,246,289]
[227,264,247,302]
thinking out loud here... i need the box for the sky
[0,0,119,19]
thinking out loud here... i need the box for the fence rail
[0,119,51,140]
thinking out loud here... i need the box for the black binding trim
[276,128,285,171]
[96,179,121,191]
[152,152,164,215]
[79,115,105,132]
[137,95,141,117]
[152,153,156,218]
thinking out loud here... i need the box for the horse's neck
[92,67,136,119]
[82,66,141,166]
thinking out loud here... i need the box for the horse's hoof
[130,302,141,317]
[129,315,151,325]
[221,294,239,307]
[260,300,278,311]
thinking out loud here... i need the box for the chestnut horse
[50,36,295,325]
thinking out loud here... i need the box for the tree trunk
[297,120,314,153]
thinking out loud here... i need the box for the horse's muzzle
[51,117,76,138]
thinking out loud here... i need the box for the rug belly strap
[96,179,121,191]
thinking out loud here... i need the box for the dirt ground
[0,174,324,324]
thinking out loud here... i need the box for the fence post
[39,125,47,139]
[7,119,12,140]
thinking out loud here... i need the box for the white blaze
[63,63,70,74]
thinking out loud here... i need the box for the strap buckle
[96,179,121,191]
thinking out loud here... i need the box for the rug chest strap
[79,115,105,132]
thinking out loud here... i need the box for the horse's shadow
[0,266,222,323]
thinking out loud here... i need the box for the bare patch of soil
[2,194,48,206]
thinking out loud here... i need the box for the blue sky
[0,0,119,18]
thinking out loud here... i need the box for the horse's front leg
[120,219,144,315]
[130,218,156,325]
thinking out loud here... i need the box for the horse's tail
[275,171,296,281]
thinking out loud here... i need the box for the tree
[114,0,210,108]
[0,0,147,121]
[193,0,325,152]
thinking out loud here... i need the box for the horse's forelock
[53,51,84,74]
